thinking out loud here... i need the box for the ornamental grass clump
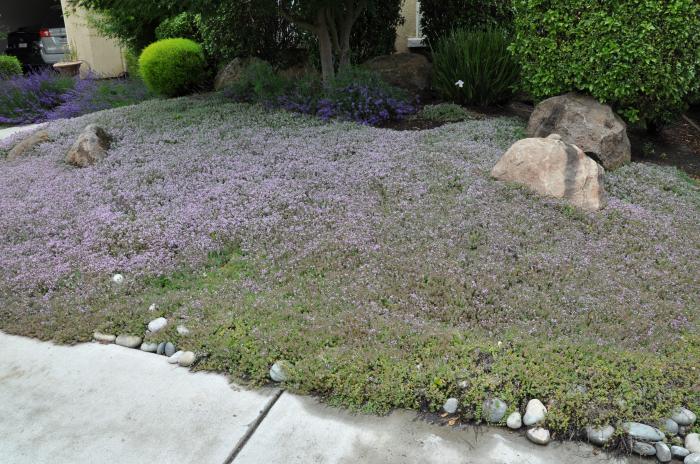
[432,27,520,107]
[139,38,208,97]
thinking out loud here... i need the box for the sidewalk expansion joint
[224,388,285,463]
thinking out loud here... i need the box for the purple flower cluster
[312,84,416,126]
[0,96,697,350]
[0,70,149,125]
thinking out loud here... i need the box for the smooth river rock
[443,398,459,414]
[115,334,142,349]
[673,408,697,426]
[164,342,176,357]
[482,398,508,423]
[585,425,615,446]
[526,427,551,445]
[178,351,196,367]
[686,434,700,453]
[147,317,167,333]
[167,351,183,364]
[93,332,116,344]
[270,361,291,382]
[622,422,665,442]
[656,442,672,463]
[140,342,158,353]
[660,418,680,436]
[506,412,522,430]
[672,446,690,459]
[630,440,656,456]
[685,453,700,464]
[523,399,547,426]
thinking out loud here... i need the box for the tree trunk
[316,9,335,83]
[338,23,352,70]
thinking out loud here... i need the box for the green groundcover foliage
[511,0,700,125]
[139,38,207,97]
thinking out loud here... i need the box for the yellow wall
[396,0,423,52]
[59,0,126,77]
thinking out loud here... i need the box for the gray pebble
[685,453,700,464]
[270,361,291,382]
[656,442,672,463]
[506,412,522,429]
[585,425,615,446]
[93,332,116,344]
[630,440,656,456]
[526,427,551,445]
[164,342,176,357]
[156,342,166,355]
[178,351,196,367]
[482,398,508,423]
[140,342,158,353]
[672,445,690,459]
[443,398,459,414]
[672,408,697,426]
[115,334,142,349]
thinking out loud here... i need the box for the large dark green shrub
[419,0,514,46]
[139,38,207,97]
[510,0,700,125]
[0,55,22,78]
[155,12,203,42]
[350,2,404,64]
[433,28,519,107]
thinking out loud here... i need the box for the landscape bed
[0,95,698,441]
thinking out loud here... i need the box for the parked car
[4,5,68,71]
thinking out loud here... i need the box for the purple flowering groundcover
[0,95,698,430]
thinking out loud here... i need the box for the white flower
[111,273,124,285]
[455,80,465,88]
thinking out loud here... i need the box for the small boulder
[7,130,49,160]
[65,124,111,168]
[506,412,522,429]
[686,433,700,453]
[527,93,631,170]
[491,134,606,212]
[523,399,547,426]
[115,334,142,349]
[443,398,459,414]
[363,53,432,93]
[482,398,508,423]
[656,442,672,463]
[156,342,167,355]
[585,425,615,446]
[686,453,700,464]
[526,427,551,445]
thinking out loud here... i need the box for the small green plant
[0,55,22,78]
[224,60,289,102]
[139,38,208,97]
[417,103,474,123]
[155,12,203,42]
[432,28,520,107]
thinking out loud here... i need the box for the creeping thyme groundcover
[0,96,698,435]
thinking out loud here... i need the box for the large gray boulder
[527,93,631,171]
[65,124,111,168]
[363,53,432,93]
[492,134,607,212]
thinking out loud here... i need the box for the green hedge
[0,55,23,78]
[139,38,207,97]
[419,0,514,46]
[155,12,203,42]
[510,0,700,125]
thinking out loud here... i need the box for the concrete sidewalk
[0,332,633,464]
[0,124,44,141]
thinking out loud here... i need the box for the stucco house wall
[59,0,126,77]
[396,0,425,52]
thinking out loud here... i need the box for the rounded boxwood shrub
[432,28,520,107]
[510,0,700,125]
[139,38,207,97]
[0,55,23,78]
